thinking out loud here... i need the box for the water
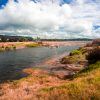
[0,46,80,82]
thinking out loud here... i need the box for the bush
[92,39,100,46]
[85,43,93,47]
[12,46,16,50]
[86,48,100,64]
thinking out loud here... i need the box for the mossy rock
[61,54,85,64]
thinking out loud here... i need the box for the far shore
[0,41,91,50]
[0,42,36,50]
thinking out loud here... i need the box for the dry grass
[0,62,100,100]
[0,68,67,100]
[40,63,100,100]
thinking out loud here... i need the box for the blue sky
[0,0,100,39]
[0,0,72,6]
[0,0,8,7]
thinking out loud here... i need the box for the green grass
[70,49,82,56]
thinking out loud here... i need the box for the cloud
[0,0,99,39]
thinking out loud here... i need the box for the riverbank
[0,41,90,52]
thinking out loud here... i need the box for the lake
[0,46,80,82]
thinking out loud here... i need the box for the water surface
[0,46,80,82]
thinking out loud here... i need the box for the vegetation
[0,45,16,52]
[26,43,41,47]
[61,49,86,64]
[74,61,100,77]
[92,39,100,46]
[60,54,85,64]
[0,35,33,42]
[86,48,100,64]
[69,49,82,56]
[0,42,41,52]
[40,61,100,100]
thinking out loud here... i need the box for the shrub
[92,39,100,46]
[86,48,100,64]
[12,46,16,50]
[85,43,93,47]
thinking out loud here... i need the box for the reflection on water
[0,46,79,82]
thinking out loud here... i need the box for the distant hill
[41,38,92,41]
[0,35,93,42]
[0,35,33,42]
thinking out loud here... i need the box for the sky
[0,0,100,39]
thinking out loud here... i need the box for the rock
[52,70,75,79]
[78,60,88,66]
[63,64,84,72]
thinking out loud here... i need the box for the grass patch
[0,45,16,52]
[40,64,100,100]
[70,49,82,56]
[26,43,40,47]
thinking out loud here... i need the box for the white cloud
[0,0,99,39]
